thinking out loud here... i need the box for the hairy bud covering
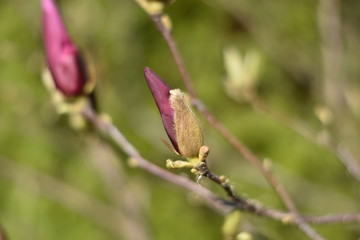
[144,67,203,157]
[169,89,203,157]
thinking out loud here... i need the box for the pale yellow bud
[236,232,253,240]
[222,211,243,238]
[223,47,261,102]
[314,105,333,126]
[161,14,172,31]
[135,0,165,15]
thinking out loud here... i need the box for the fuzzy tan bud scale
[169,89,203,158]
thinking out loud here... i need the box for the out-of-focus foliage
[0,0,359,239]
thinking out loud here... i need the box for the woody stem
[196,161,255,212]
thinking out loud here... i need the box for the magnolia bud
[144,67,203,158]
[144,67,179,153]
[42,0,88,97]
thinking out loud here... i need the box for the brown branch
[82,108,229,215]
[148,12,325,240]
[82,107,294,221]
[151,14,196,99]
[196,161,359,226]
[83,108,296,220]
[82,107,360,228]
[196,161,256,213]
[150,14,330,240]
[196,161,328,240]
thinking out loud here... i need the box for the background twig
[86,138,151,240]
[246,93,360,182]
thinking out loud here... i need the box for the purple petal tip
[144,67,179,153]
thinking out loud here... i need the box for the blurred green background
[0,0,359,239]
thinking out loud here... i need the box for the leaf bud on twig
[223,47,261,102]
[222,210,243,239]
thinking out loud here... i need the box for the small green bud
[236,232,253,240]
[161,14,172,31]
[222,211,243,238]
[198,145,209,162]
[314,105,333,126]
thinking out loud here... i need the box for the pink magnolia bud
[144,67,203,158]
[144,67,179,153]
[42,0,87,97]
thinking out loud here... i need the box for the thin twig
[151,14,196,98]
[318,0,360,181]
[318,0,344,113]
[196,161,256,212]
[82,107,291,220]
[197,161,359,226]
[87,139,151,240]
[198,156,326,240]
[305,213,360,224]
[337,145,360,182]
[249,93,360,182]
[82,108,229,215]
[149,12,325,240]
[82,107,360,228]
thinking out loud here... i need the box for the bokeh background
[0,0,360,239]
